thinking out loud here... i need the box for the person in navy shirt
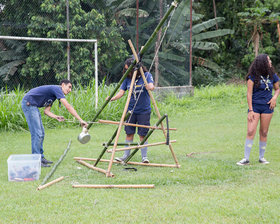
[237,54,279,165]
[22,79,88,167]
[108,58,154,163]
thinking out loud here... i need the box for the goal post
[0,35,99,109]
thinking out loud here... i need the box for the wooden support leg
[106,71,138,177]
[128,40,180,167]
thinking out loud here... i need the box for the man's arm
[59,98,87,127]
[44,105,65,121]
[108,89,125,101]
[146,82,154,91]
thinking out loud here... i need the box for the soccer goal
[0,35,99,109]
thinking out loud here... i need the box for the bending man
[22,79,87,167]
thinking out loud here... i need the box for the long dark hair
[123,58,148,79]
[245,54,275,88]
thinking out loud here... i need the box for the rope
[148,8,175,73]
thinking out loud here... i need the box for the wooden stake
[77,160,114,177]
[72,184,155,189]
[74,157,180,168]
[107,140,177,152]
[98,119,176,130]
[37,176,64,191]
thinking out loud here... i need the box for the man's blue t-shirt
[23,85,65,107]
[120,72,154,114]
[249,73,279,105]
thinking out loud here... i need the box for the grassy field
[1,84,280,223]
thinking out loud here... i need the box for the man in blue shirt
[109,58,154,163]
[22,79,87,167]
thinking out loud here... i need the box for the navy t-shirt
[249,73,279,105]
[23,85,65,107]
[120,72,154,114]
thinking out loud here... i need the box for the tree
[238,4,278,57]
[0,0,128,86]
[151,0,234,86]
[21,0,127,84]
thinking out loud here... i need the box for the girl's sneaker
[142,157,149,163]
[259,158,269,164]
[236,158,249,166]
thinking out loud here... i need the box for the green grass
[1,84,280,223]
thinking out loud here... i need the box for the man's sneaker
[115,156,128,162]
[42,158,53,164]
[142,157,149,163]
[259,158,269,164]
[236,158,249,166]
[41,162,51,168]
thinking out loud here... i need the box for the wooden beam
[72,184,155,189]
[76,160,114,177]
[74,157,180,168]
[107,140,176,152]
[98,119,176,131]
[37,176,64,191]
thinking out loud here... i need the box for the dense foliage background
[0,0,280,89]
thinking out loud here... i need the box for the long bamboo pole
[128,40,180,166]
[107,140,176,152]
[74,157,180,168]
[106,70,138,177]
[73,184,155,189]
[98,119,176,130]
[37,176,64,191]
[86,1,178,130]
[40,140,71,186]
[77,160,114,177]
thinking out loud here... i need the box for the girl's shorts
[250,104,273,114]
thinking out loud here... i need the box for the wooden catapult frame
[75,1,180,178]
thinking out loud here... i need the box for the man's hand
[56,116,65,122]
[79,119,88,128]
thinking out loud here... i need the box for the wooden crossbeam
[107,140,177,153]
[98,119,176,131]
[74,157,180,168]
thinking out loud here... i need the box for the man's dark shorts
[125,113,150,136]
[250,103,273,114]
